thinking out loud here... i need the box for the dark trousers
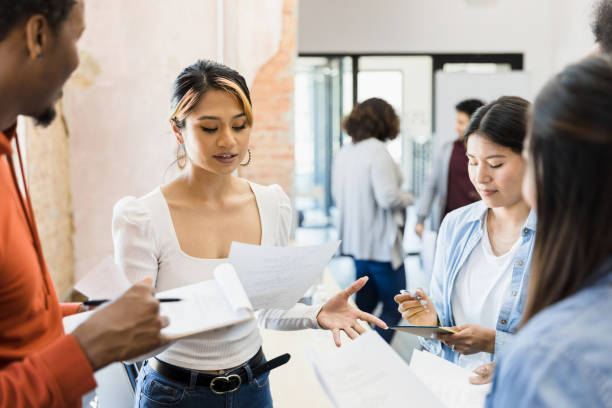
[353,259,406,343]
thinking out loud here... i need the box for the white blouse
[112,180,322,370]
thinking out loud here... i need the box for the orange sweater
[0,126,96,407]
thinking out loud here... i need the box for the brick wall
[239,0,296,195]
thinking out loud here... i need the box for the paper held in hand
[64,263,253,340]
[410,348,491,408]
[305,330,446,408]
[228,240,340,310]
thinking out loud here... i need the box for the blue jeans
[134,359,273,408]
[353,260,406,343]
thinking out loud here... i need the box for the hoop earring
[240,148,252,167]
[177,143,187,169]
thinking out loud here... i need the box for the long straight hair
[522,55,612,322]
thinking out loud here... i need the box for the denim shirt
[486,258,612,407]
[420,200,537,364]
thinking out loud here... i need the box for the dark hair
[170,59,253,130]
[0,0,76,41]
[593,0,612,52]
[169,60,252,169]
[343,98,399,143]
[463,96,530,153]
[523,55,612,322]
[455,98,485,117]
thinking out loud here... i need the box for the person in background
[415,98,484,237]
[332,97,413,344]
[113,60,387,407]
[0,1,170,407]
[395,96,535,371]
[486,55,612,408]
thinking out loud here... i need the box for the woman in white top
[113,60,386,408]
[395,96,536,372]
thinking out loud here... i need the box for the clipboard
[389,325,456,337]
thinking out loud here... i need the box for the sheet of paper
[158,265,253,339]
[214,263,252,311]
[410,349,491,408]
[306,331,446,408]
[65,264,253,341]
[74,256,131,298]
[228,241,340,310]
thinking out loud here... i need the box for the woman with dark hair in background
[332,97,413,344]
[113,60,386,407]
[486,55,612,407]
[396,96,536,371]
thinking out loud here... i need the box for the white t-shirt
[450,215,521,371]
[112,180,322,370]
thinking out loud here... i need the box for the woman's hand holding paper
[316,277,388,347]
[394,288,438,326]
[469,362,496,385]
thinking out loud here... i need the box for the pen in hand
[399,289,428,310]
[83,298,182,307]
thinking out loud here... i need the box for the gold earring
[240,149,252,167]
[177,143,187,169]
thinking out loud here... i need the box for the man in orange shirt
[0,1,171,406]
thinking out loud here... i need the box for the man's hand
[437,324,496,355]
[317,277,388,347]
[72,278,170,371]
[470,362,496,385]
[394,288,438,326]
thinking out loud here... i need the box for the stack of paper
[305,331,446,408]
[64,263,253,340]
[410,349,491,408]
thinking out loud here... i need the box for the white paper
[64,263,253,341]
[306,331,446,408]
[157,264,253,339]
[74,256,131,298]
[228,241,340,310]
[410,349,491,408]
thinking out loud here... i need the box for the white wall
[299,0,598,97]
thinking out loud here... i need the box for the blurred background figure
[414,98,485,238]
[332,97,413,344]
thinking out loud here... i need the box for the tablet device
[389,325,456,337]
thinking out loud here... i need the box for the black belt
[148,349,290,394]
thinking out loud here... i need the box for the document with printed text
[410,348,491,408]
[64,263,253,340]
[228,241,340,309]
[305,331,446,408]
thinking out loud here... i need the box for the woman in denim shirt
[396,96,535,370]
[486,56,612,407]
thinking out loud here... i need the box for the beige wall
[22,104,74,297]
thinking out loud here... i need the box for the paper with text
[410,349,491,408]
[228,241,340,310]
[64,263,253,340]
[305,331,445,408]
[74,256,131,299]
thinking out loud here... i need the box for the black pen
[83,298,182,307]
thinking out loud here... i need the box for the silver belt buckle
[210,373,242,394]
